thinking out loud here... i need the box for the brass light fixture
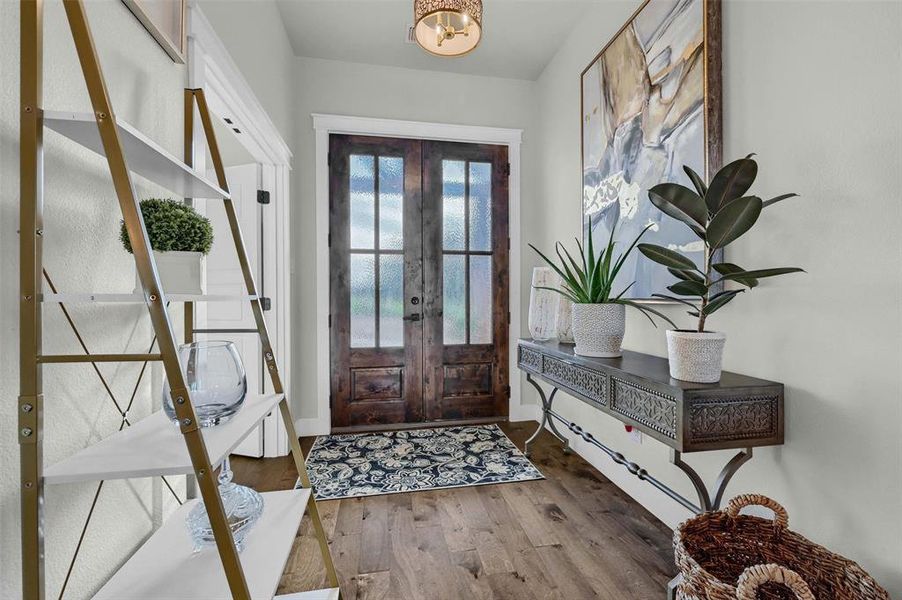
[414,0,483,57]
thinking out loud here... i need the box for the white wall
[292,57,537,419]
[531,0,902,594]
[198,0,297,150]
[0,1,188,597]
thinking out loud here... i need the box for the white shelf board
[44,393,283,484]
[44,110,229,200]
[94,489,310,600]
[275,589,340,600]
[41,293,257,303]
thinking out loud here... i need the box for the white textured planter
[134,251,206,295]
[666,330,726,383]
[571,303,625,358]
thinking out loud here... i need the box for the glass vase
[185,457,264,553]
[528,267,560,341]
[163,340,247,427]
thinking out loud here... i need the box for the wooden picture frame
[123,0,187,64]
[580,0,722,302]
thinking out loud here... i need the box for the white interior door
[203,163,265,457]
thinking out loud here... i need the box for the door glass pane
[350,155,375,249]
[442,160,466,251]
[443,255,466,344]
[469,255,492,344]
[379,254,404,347]
[379,157,403,250]
[469,162,492,251]
[350,254,376,347]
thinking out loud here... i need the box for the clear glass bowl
[163,340,247,427]
[185,458,264,553]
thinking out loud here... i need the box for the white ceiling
[275,0,596,80]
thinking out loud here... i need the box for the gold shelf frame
[18,1,339,598]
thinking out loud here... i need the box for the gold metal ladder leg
[19,1,46,597]
[62,3,251,598]
[190,87,342,594]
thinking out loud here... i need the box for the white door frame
[308,113,525,436]
[187,4,293,456]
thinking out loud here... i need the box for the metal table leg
[524,373,570,456]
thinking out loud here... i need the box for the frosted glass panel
[469,162,492,251]
[469,255,492,344]
[379,254,404,347]
[350,155,375,249]
[442,160,466,251]
[443,255,466,344]
[379,157,403,250]
[350,254,376,347]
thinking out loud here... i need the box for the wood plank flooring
[230,421,676,600]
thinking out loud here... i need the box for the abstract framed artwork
[581,0,722,301]
[123,0,187,64]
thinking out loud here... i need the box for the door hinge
[507,236,511,250]
[328,313,332,328]
[328,232,332,247]
[503,385,511,397]
[502,163,511,177]
[328,152,332,167]
[257,190,270,205]
[260,297,272,311]
[507,311,511,324]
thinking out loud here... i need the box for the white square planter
[134,251,206,295]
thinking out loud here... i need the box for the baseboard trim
[295,417,330,437]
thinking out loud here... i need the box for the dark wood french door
[329,135,509,429]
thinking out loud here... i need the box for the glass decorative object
[555,292,575,344]
[185,457,264,553]
[163,340,247,427]
[528,267,560,342]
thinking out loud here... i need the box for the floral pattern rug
[301,425,544,500]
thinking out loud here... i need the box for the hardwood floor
[230,421,677,599]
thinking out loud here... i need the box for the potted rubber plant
[121,198,214,295]
[530,224,674,357]
[638,155,804,383]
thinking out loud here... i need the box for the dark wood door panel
[331,135,509,428]
[423,141,510,421]
[330,135,424,428]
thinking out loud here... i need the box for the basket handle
[724,494,788,529]
[735,564,815,600]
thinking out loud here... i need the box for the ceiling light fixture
[414,0,482,57]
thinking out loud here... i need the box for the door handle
[403,313,422,322]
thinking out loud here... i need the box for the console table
[518,338,784,513]
[517,339,785,597]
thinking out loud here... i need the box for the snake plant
[529,223,675,328]
[638,155,805,332]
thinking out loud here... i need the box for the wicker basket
[674,494,890,600]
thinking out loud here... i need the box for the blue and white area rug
[301,424,544,500]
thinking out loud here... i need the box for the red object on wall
[624,425,633,433]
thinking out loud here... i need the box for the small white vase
[571,303,625,357]
[135,250,206,295]
[528,267,560,341]
[555,296,575,344]
[666,330,727,383]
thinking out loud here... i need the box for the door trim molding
[309,114,525,436]
[188,5,292,455]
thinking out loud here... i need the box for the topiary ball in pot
[122,198,214,295]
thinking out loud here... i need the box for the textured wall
[0,1,187,597]
[531,0,902,593]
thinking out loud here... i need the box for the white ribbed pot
[666,330,726,383]
[571,303,625,358]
